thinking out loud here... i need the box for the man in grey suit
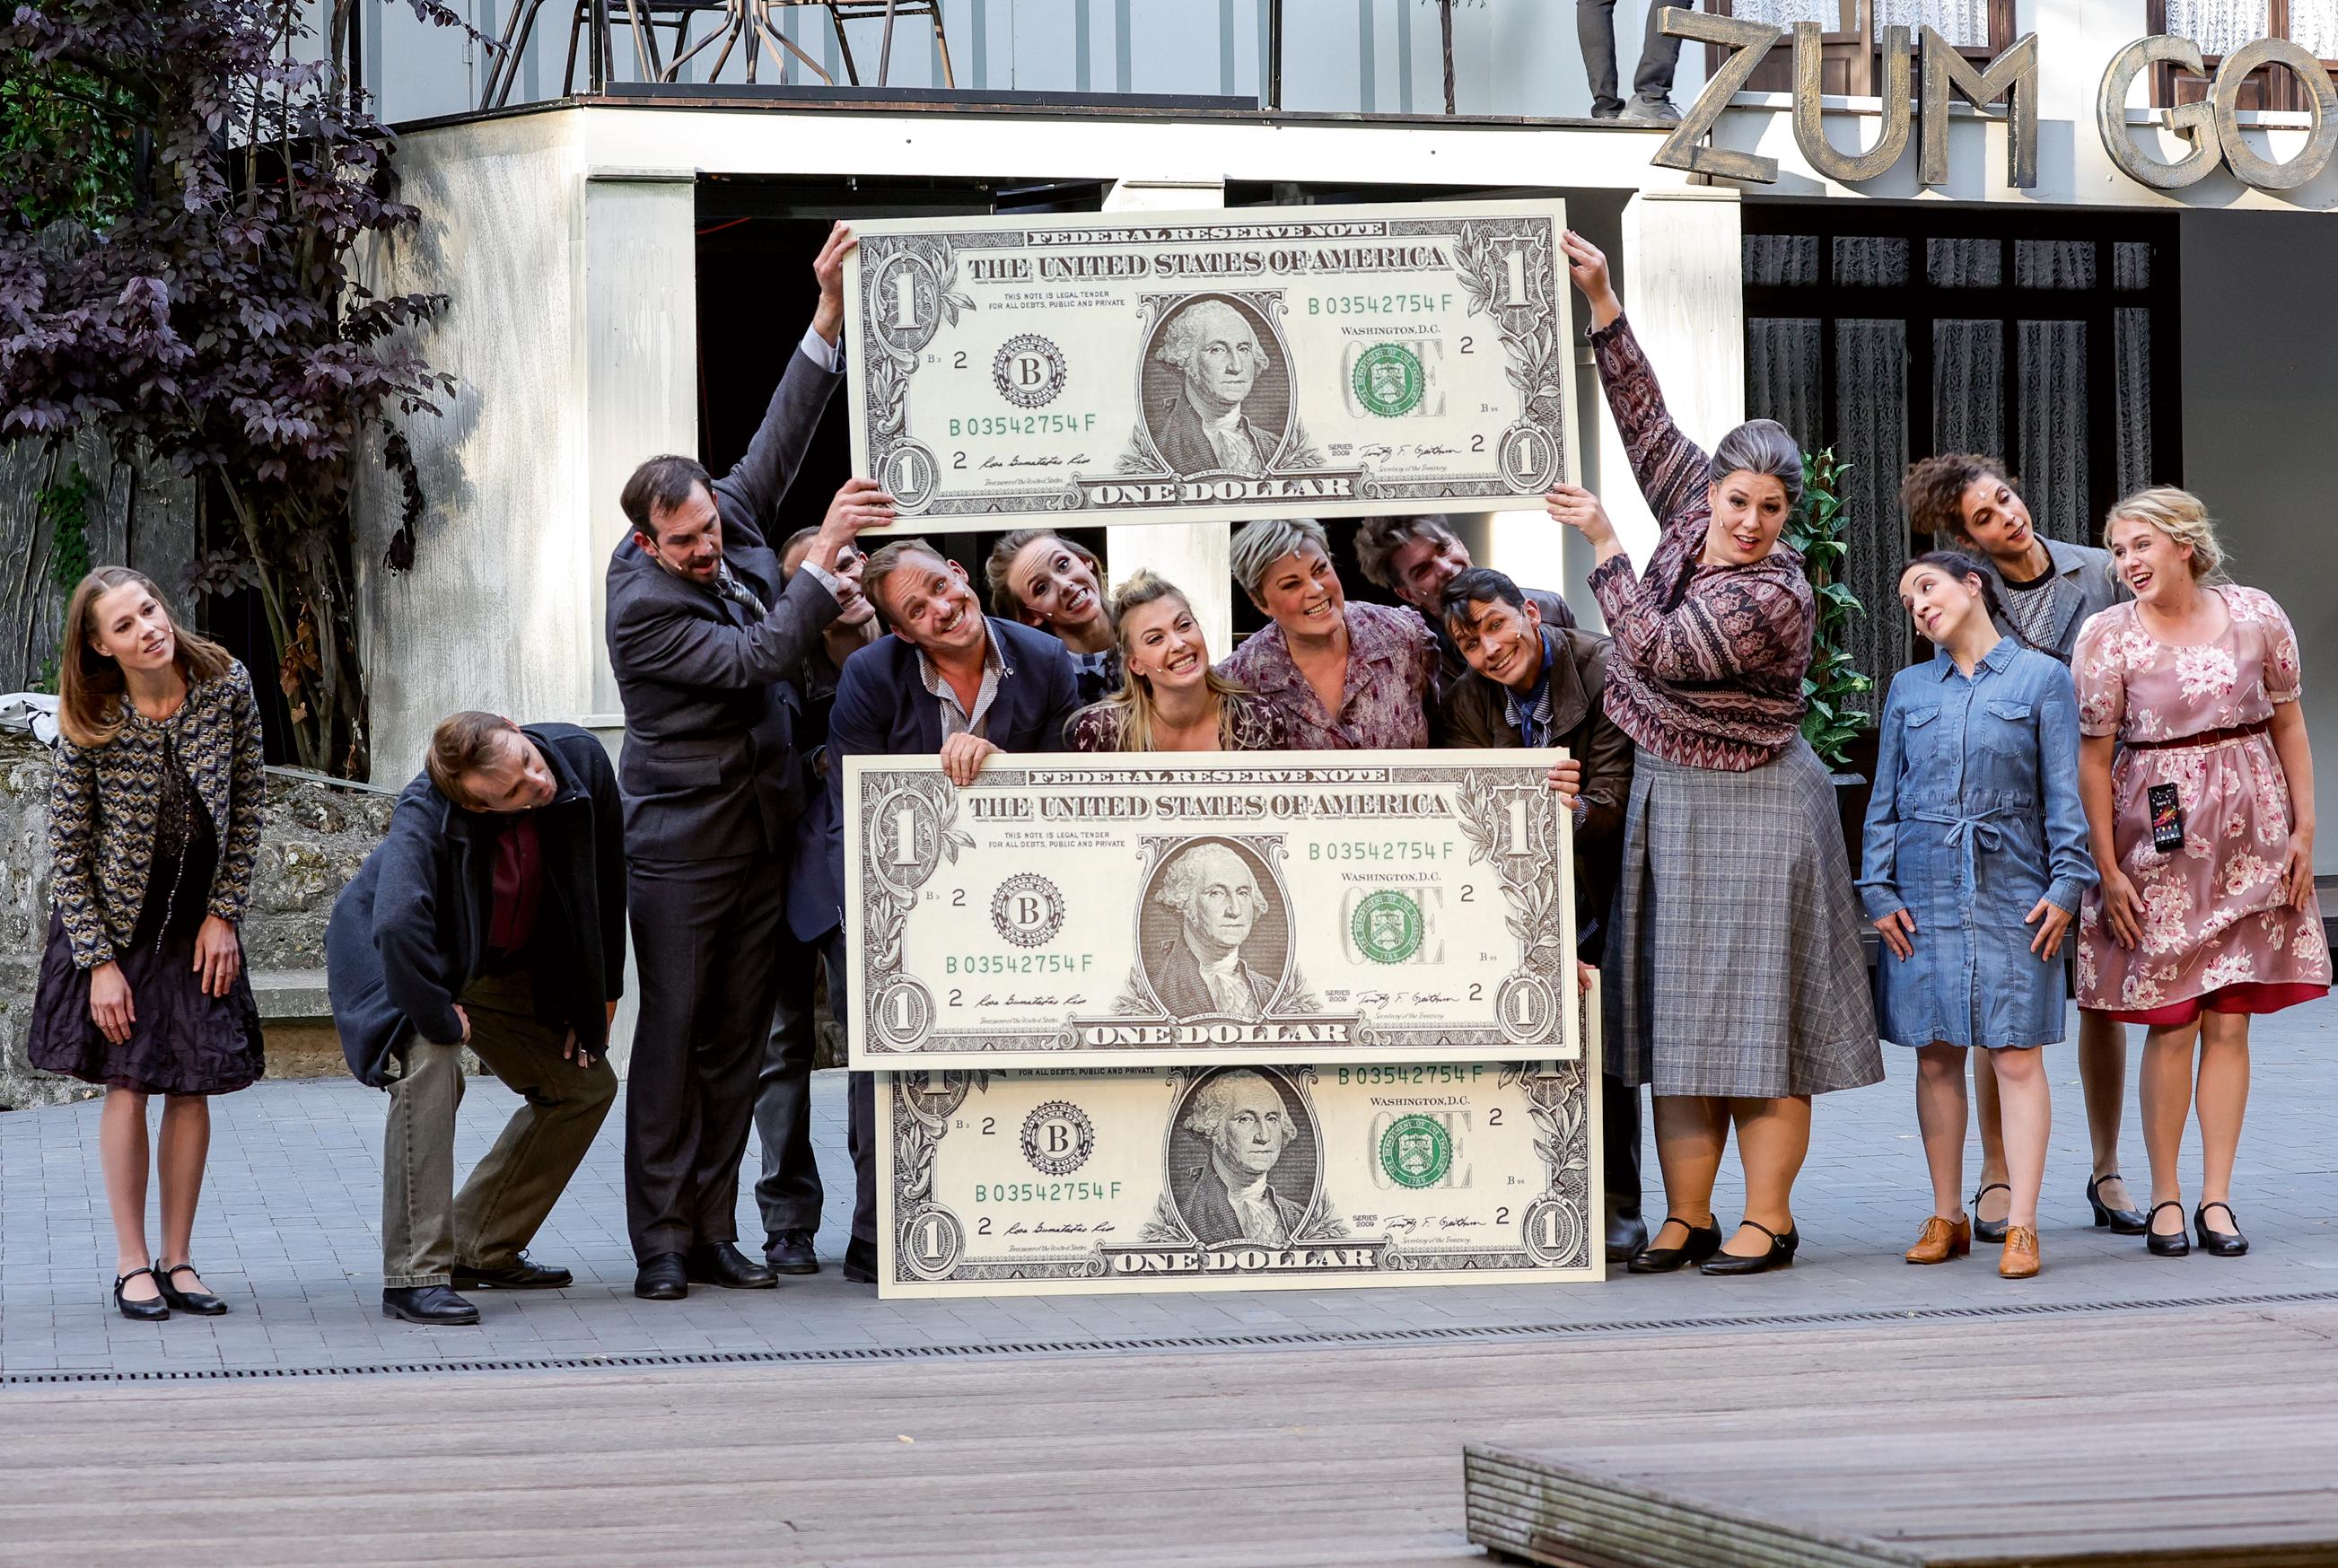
[604,222,893,1303]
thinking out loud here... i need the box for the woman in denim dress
[1860,552,2097,1279]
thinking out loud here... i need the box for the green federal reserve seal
[1352,343,1424,418]
[1379,1115,1452,1189]
[1351,889,1423,964]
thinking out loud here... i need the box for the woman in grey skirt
[1545,232,1880,1276]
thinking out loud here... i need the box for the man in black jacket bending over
[605,221,892,1301]
[328,715,626,1326]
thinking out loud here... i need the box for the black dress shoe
[2145,1200,2191,1257]
[1604,1209,1650,1263]
[2194,1201,2249,1257]
[766,1230,819,1275]
[842,1236,879,1284]
[686,1241,777,1290]
[382,1285,481,1325]
[452,1254,574,1291]
[1626,1215,1723,1275]
[154,1260,228,1316]
[114,1267,170,1322]
[2087,1173,2150,1235]
[1971,1183,2011,1245]
[1700,1221,1799,1276]
[635,1252,689,1301]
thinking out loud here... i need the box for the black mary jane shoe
[2145,1200,2191,1257]
[2194,1201,2250,1257]
[2087,1173,2150,1235]
[113,1267,170,1322]
[1625,1215,1723,1275]
[1700,1221,1799,1276]
[154,1260,228,1316]
[1971,1183,2011,1245]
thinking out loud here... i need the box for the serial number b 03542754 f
[943,952,1099,976]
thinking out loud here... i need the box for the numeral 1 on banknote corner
[1502,248,1529,308]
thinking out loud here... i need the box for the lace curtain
[1729,0,1843,25]
[2017,320,2089,545]
[1747,318,1824,451]
[1874,0,1989,47]
[1932,320,2005,483]
[1927,237,2001,289]
[1832,320,1908,713]
[2160,0,2271,55]
[2293,0,2338,57]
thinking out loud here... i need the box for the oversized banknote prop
[872,977,1606,1297]
[845,753,1578,1070]
[841,200,1574,529]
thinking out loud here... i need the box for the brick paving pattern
[4,1001,2333,1374]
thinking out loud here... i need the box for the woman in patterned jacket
[1546,232,1880,1277]
[30,567,267,1320]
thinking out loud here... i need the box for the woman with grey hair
[1546,230,1879,1277]
[1217,516,1440,750]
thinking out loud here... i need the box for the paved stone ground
[4,1000,2334,1375]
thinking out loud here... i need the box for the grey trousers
[381,969,617,1288]
[752,925,829,1240]
[1578,0,1688,114]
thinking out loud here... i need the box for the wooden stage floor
[7,1298,2337,1565]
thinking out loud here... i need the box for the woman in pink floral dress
[2073,487,2327,1260]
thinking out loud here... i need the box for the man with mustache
[603,222,891,1302]
[821,538,1082,1282]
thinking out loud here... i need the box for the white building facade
[348,1,2338,876]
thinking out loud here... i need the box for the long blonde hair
[57,566,233,749]
[2103,486,2229,583]
[1094,571,1251,752]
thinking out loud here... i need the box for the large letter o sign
[2212,38,2338,190]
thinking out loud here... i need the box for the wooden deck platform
[1467,1406,2338,1567]
[10,1301,2338,1565]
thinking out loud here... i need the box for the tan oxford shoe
[1905,1213,1972,1265]
[1999,1224,2042,1279]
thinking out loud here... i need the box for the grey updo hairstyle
[1707,418,1805,508]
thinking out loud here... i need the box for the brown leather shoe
[1904,1213,1972,1265]
[1999,1224,2041,1279]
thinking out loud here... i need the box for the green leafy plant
[1785,448,1871,771]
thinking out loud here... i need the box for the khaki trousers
[381,969,617,1288]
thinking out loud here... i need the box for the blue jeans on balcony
[1578,0,1690,117]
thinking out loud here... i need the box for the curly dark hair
[1901,453,2018,547]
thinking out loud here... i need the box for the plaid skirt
[1602,739,1881,1098]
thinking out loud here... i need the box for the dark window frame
[1710,0,2019,96]
[1740,202,2184,663]
[2148,0,2338,110]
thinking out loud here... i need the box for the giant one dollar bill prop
[845,753,1578,1070]
[841,199,1574,529]
[874,980,1605,1297]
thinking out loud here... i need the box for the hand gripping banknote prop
[845,752,1579,1070]
[842,200,1575,530]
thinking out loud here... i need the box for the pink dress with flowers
[2071,587,2330,1017]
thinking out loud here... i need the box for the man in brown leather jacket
[1438,566,1645,1260]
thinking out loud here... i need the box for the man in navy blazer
[819,538,1082,1281]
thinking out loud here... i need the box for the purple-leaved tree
[0,0,463,776]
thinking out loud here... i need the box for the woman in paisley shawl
[30,567,266,1320]
[1068,571,1291,753]
[1547,231,1879,1279]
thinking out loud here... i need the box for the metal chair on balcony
[478,0,952,108]
[820,1,956,89]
